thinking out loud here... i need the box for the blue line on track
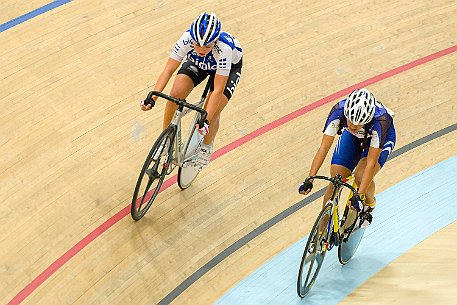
[0,0,72,33]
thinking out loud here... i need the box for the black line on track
[158,123,457,305]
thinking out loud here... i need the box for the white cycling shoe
[193,143,213,171]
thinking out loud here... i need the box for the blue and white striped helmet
[189,12,221,46]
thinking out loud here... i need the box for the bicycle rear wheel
[131,126,175,221]
[297,202,333,298]
[177,124,203,190]
[338,205,366,264]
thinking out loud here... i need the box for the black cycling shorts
[177,58,242,100]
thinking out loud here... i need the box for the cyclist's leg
[354,158,380,205]
[352,130,396,227]
[163,61,208,129]
[355,126,396,204]
[203,60,242,145]
[323,130,363,206]
[202,91,228,145]
[163,75,194,129]
[352,158,379,228]
[192,89,226,169]
[318,131,361,234]
[322,165,352,206]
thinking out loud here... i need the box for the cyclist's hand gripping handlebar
[298,177,313,194]
[143,91,156,108]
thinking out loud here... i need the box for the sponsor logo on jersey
[226,72,241,96]
[182,38,193,45]
[187,53,217,70]
[218,58,227,69]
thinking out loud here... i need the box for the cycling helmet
[344,88,376,125]
[189,12,221,46]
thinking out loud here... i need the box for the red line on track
[8,44,457,305]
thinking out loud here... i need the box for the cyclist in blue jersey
[140,12,243,170]
[298,88,396,228]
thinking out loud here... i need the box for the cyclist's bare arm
[299,134,334,195]
[155,58,181,92]
[308,135,334,177]
[141,58,181,111]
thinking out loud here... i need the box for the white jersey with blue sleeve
[170,31,242,76]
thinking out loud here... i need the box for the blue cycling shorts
[331,127,396,171]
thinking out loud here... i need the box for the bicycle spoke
[131,126,176,221]
[316,252,325,264]
[303,252,316,265]
[140,179,155,208]
[297,202,334,298]
[304,259,315,285]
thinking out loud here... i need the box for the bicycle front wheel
[177,124,203,190]
[131,126,175,221]
[297,202,333,298]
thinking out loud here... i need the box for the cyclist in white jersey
[298,88,396,228]
[140,12,243,170]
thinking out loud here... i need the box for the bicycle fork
[322,205,340,252]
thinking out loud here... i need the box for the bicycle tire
[297,202,333,298]
[177,124,203,190]
[131,126,176,221]
[338,205,366,264]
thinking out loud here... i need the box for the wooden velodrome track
[1,0,457,304]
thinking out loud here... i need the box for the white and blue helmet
[189,12,221,46]
[344,88,376,125]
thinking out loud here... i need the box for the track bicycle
[130,80,210,221]
[297,174,367,298]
